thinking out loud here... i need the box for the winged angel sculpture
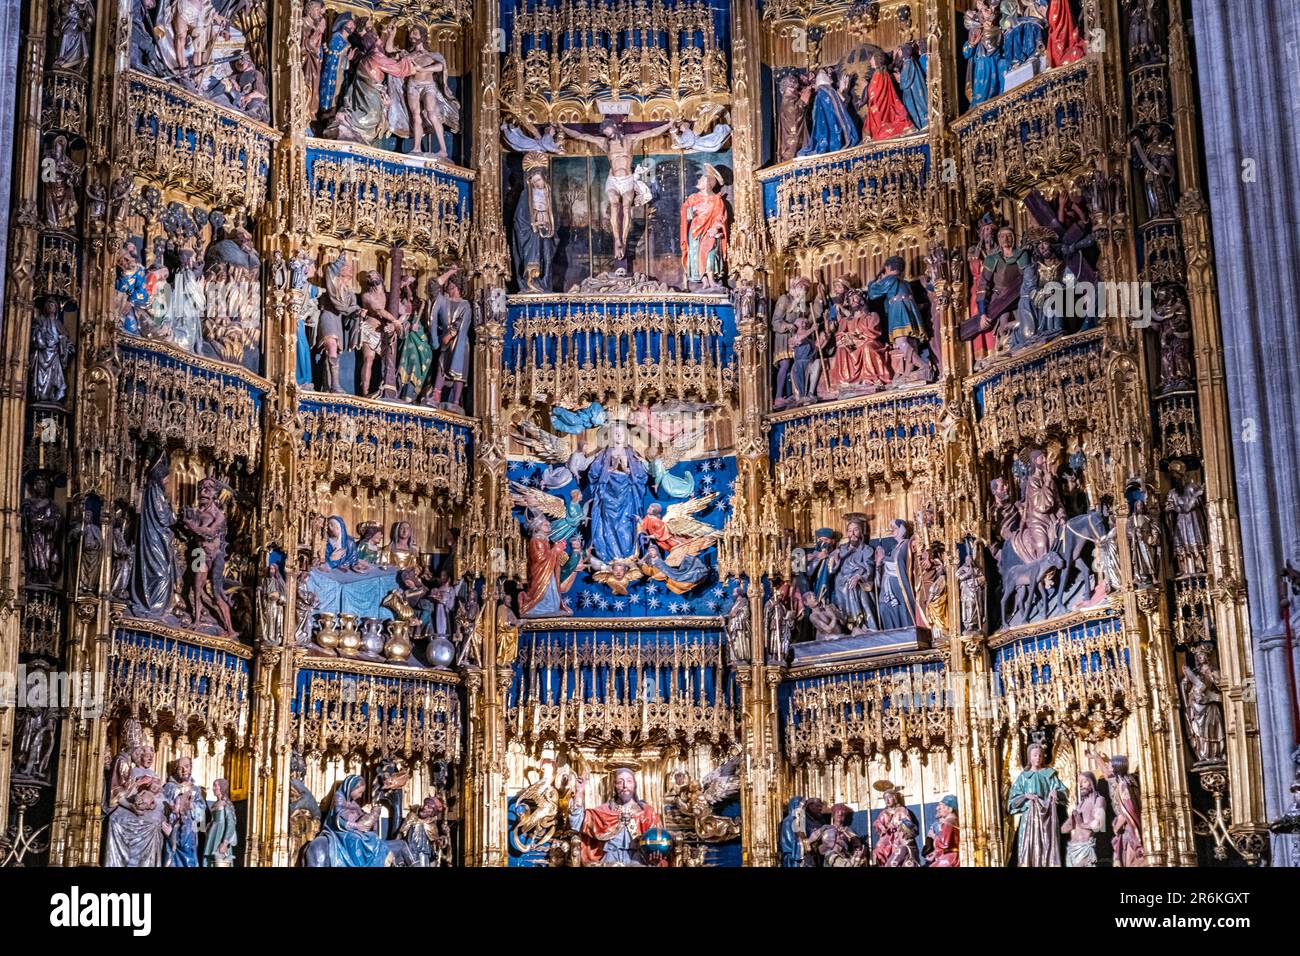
[509,410,720,612]
[664,754,742,842]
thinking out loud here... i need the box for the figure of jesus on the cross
[561,117,670,261]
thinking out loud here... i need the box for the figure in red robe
[864,51,916,141]
[568,769,665,865]
[926,795,961,866]
[637,503,686,552]
[827,308,892,394]
[519,515,576,617]
[680,166,729,288]
[1046,0,1086,67]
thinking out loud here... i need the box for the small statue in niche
[204,778,238,867]
[560,117,670,261]
[256,560,286,646]
[69,496,103,596]
[1127,489,1162,586]
[1130,128,1178,220]
[680,164,729,290]
[1090,751,1147,867]
[179,476,235,636]
[1164,461,1207,577]
[956,545,986,635]
[1181,644,1226,767]
[775,71,810,163]
[1061,770,1106,867]
[21,471,63,586]
[798,68,860,157]
[453,584,481,667]
[723,583,751,664]
[110,499,133,600]
[1153,286,1194,392]
[41,134,80,231]
[390,26,459,158]
[763,583,795,664]
[51,0,94,71]
[977,226,1031,359]
[30,298,72,405]
[424,269,471,412]
[1124,0,1164,64]
[512,165,557,293]
[1007,737,1068,867]
[13,665,57,781]
[917,540,949,637]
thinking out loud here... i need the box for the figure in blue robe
[867,259,927,344]
[806,531,837,603]
[296,291,316,387]
[963,29,1005,106]
[320,774,389,867]
[324,516,357,570]
[641,544,710,594]
[587,432,647,562]
[1001,6,1046,67]
[797,71,860,157]
[551,402,606,434]
[896,46,929,131]
[319,15,355,115]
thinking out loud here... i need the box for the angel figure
[510,482,588,544]
[510,418,595,492]
[669,104,733,153]
[501,117,567,165]
[665,755,741,842]
[636,495,718,595]
[585,551,643,596]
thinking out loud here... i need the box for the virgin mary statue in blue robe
[321,775,389,867]
[587,432,647,563]
[797,70,861,157]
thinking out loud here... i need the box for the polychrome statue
[1007,740,1067,867]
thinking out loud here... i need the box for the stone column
[1191,0,1300,865]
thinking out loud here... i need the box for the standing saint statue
[680,164,728,289]
[1164,462,1207,577]
[1007,739,1067,867]
[512,166,557,293]
[1092,751,1147,867]
[560,118,671,262]
[568,769,663,866]
[1181,646,1226,767]
[179,476,234,635]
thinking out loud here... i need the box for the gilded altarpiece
[0,0,1273,870]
